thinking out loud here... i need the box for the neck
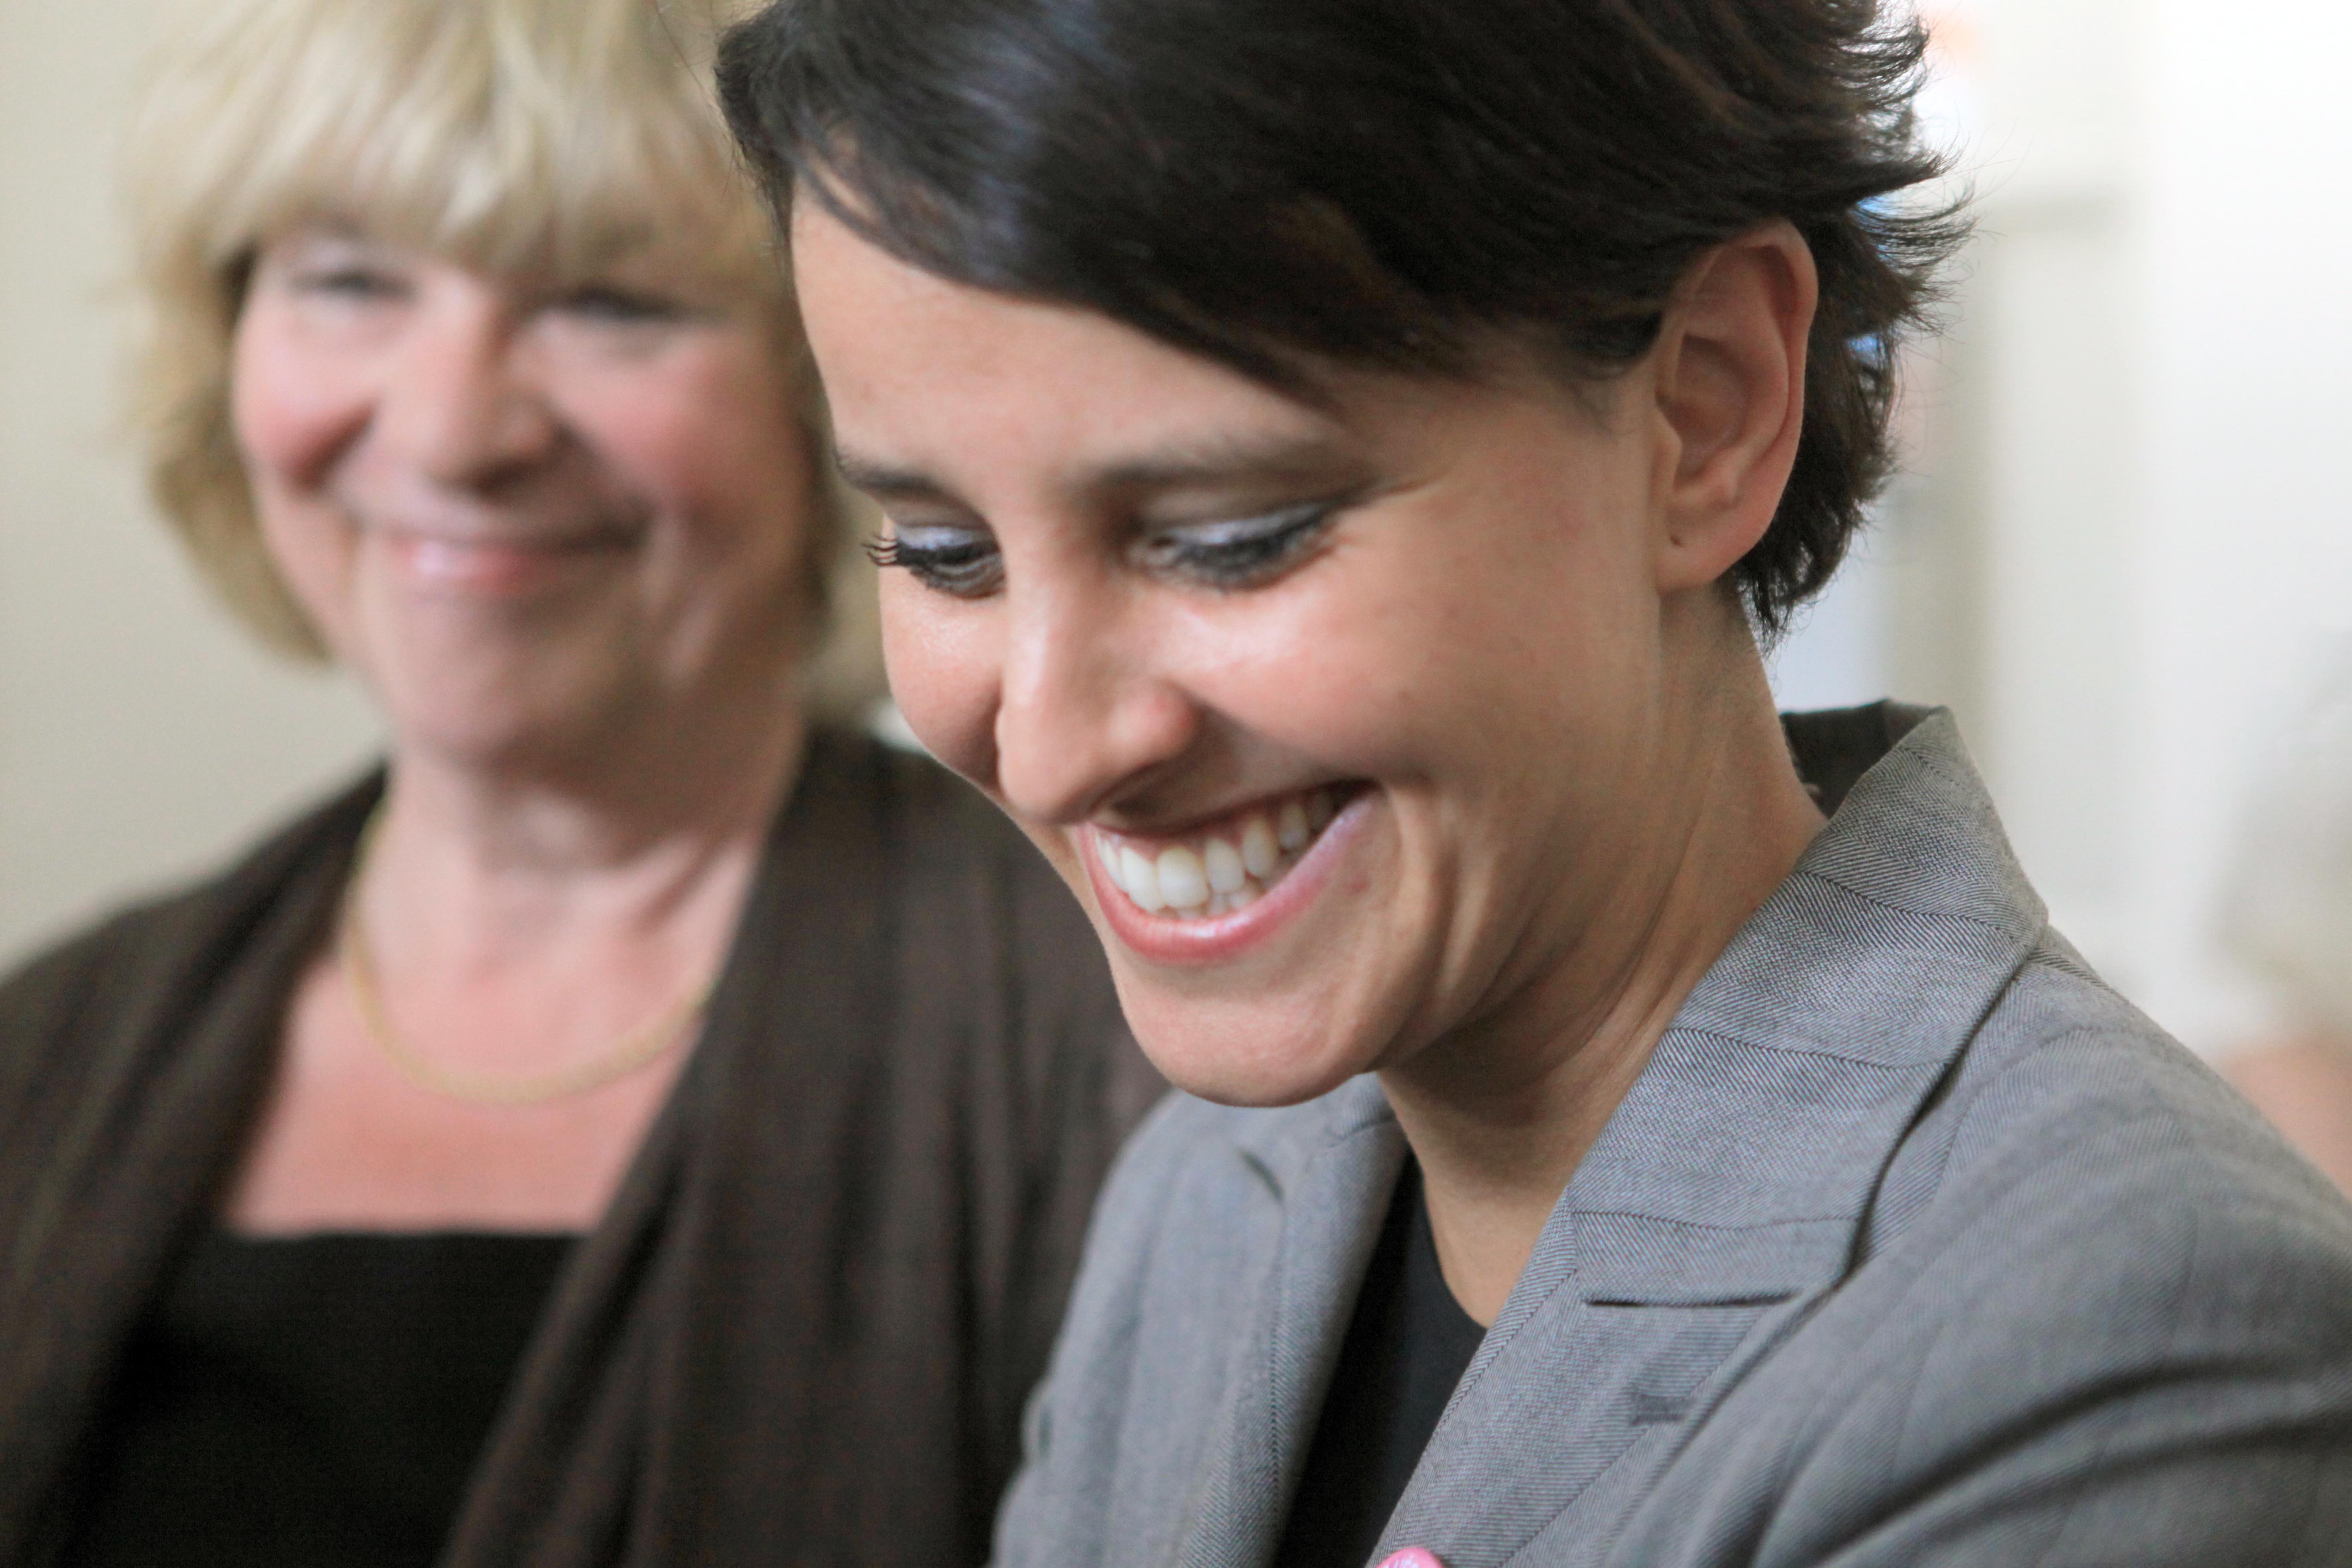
[363,688,808,979]
[1381,607,1823,1325]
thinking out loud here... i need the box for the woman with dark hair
[723,2,2352,1563]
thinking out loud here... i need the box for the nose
[377,286,559,488]
[990,574,1201,826]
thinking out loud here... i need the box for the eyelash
[1139,504,1339,586]
[867,503,1343,601]
[864,532,1005,598]
[296,267,404,301]
[555,286,686,324]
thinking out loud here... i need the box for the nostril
[994,674,1203,827]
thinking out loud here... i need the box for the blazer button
[1377,1553,1446,1568]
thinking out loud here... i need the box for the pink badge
[1376,1553,1447,1568]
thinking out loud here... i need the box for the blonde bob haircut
[127,0,845,664]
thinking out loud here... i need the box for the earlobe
[1649,223,1818,594]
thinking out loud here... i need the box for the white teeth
[1241,817,1280,880]
[1097,788,1347,923]
[1157,846,1211,910]
[1204,837,1247,895]
[1120,845,1166,912]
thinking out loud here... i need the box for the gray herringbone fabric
[994,706,2352,1568]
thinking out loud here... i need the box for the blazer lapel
[1377,712,2050,1568]
[1170,1077,1407,1568]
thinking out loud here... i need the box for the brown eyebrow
[830,449,950,505]
[1087,431,1359,493]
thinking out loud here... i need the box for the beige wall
[0,0,381,969]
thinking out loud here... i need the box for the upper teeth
[1096,788,1342,919]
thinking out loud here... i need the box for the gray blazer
[996,706,2352,1568]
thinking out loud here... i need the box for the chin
[1117,988,1376,1109]
[368,644,630,766]
[387,696,608,776]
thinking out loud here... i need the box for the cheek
[878,576,1000,783]
[228,308,370,495]
[569,350,811,575]
[227,310,376,643]
[1188,447,1656,782]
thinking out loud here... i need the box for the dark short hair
[720,0,1965,632]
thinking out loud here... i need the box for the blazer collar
[1378,707,2050,1567]
[1544,704,2045,1312]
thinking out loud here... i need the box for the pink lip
[378,528,626,595]
[1083,790,1372,967]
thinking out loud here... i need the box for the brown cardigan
[0,728,1161,1566]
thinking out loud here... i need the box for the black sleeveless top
[61,1232,573,1567]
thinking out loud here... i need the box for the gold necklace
[338,805,717,1108]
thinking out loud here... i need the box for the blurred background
[1,0,2346,1056]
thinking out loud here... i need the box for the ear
[1645,222,1819,596]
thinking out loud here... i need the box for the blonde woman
[0,2,1154,1563]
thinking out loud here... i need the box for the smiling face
[232,226,817,772]
[797,204,1821,1109]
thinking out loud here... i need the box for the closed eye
[291,263,409,304]
[1134,500,1344,590]
[552,285,691,325]
[868,522,1004,599]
